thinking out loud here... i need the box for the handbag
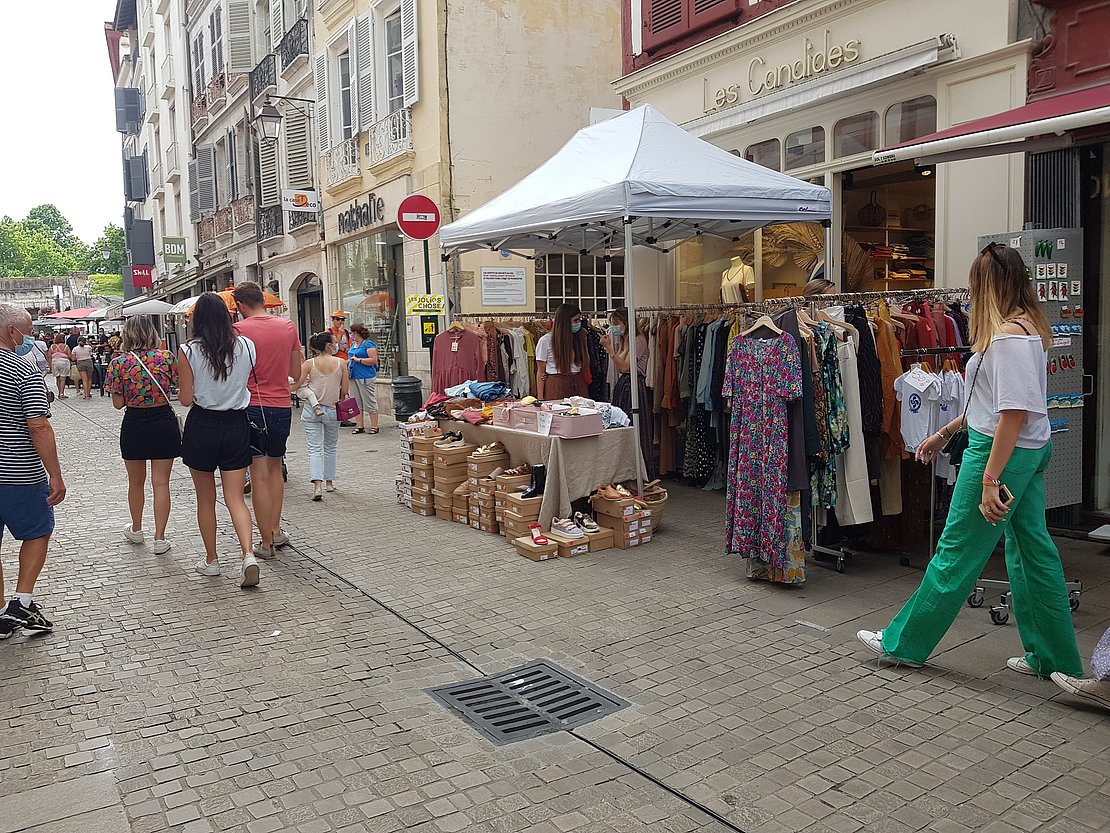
[69,364,81,381]
[131,352,184,435]
[940,347,987,467]
[336,396,360,422]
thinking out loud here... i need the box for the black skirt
[121,405,182,461]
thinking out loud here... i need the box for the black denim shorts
[247,406,292,458]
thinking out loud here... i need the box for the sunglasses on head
[981,241,1006,268]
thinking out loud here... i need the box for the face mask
[14,334,35,356]
[571,321,583,334]
[609,324,625,338]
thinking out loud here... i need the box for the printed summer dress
[723,332,803,574]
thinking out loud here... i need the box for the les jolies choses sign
[705,31,862,112]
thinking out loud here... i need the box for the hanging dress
[723,332,803,575]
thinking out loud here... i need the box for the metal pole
[605,253,613,311]
[824,220,834,289]
[423,239,433,371]
[623,218,645,495]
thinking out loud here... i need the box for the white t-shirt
[181,336,256,411]
[535,332,581,375]
[895,367,942,453]
[934,370,964,484]
[964,334,1050,448]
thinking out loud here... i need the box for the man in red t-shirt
[233,282,302,560]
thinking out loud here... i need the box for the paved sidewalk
[0,395,1108,833]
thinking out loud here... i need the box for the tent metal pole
[606,254,613,311]
[824,220,834,289]
[623,218,645,495]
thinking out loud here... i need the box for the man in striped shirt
[0,303,66,638]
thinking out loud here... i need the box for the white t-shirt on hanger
[895,366,942,453]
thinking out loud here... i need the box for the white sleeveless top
[181,336,256,411]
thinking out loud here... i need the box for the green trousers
[882,429,1083,676]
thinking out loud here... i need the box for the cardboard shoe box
[435,507,454,522]
[467,452,509,474]
[412,492,435,510]
[503,492,543,518]
[513,536,558,561]
[590,494,636,519]
[546,530,590,558]
[412,463,435,485]
[433,444,478,466]
[595,510,650,549]
[495,473,532,492]
[584,527,615,552]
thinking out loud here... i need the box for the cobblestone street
[1,395,1109,833]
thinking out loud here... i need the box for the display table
[440,421,647,529]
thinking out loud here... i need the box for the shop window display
[337,229,405,377]
[534,253,624,314]
[785,126,825,171]
[745,138,781,171]
[885,96,937,145]
[833,111,879,158]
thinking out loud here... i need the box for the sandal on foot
[528,523,549,546]
[368,427,379,434]
[352,428,366,434]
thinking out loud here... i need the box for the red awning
[46,307,102,320]
[874,85,1110,165]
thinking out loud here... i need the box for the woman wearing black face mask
[601,307,655,478]
[535,303,588,400]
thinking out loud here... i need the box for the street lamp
[254,101,282,145]
[101,246,111,262]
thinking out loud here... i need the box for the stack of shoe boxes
[467,451,508,534]
[397,424,423,508]
[590,495,655,549]
[434,443,475,522]
[452,482,470,523]
[493,471,529,525]
[501,492,543,539]
[409,432,440,517]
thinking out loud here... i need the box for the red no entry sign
[397,194,441,241]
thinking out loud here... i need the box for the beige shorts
[51,359,71,378]
[352,378,377,414]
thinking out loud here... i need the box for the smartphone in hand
[999,483,1014,504]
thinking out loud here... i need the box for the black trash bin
[393,375,424,423]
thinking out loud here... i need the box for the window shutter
[347,21,361,134]
[355,14,375,128]
[115,87,142,134]
[195,145,217,215]
[313,51,330,155]
[227,128,239,199]
[259,140,280,207]
[188,158,201,222]
[193,33,206,89]
[270,0,285,51]
[642,0,685,52]
[400,0,419,107]
[210,9,225,76]
[285,107,312,189]
[227,0,253,74]
[124,152,149,202]
[129,219,156,266]
[690,0,739,27]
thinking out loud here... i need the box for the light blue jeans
[302,405,338,483]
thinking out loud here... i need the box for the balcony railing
[207,73,227,109]
[366,107,412,167]
[150,162,163,194]
[214,205,233,237]
[325,137,360,187]
[279,19,309,73]
[198,216,215,245]
[160,55,175,100]
[232,195,255,229]
[190,94,208,129]
[258,204,284,241]
[165,142,181,180]
[250,54,277,102]
[289,210,315,230]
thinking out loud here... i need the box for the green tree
[87,223,127,274]
[0,216,83,277]
[25,204,83,251]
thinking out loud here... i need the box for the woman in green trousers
[858,243,1083,678]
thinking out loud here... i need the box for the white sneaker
[1007,656,1040,676]
[195,558,221,576]
[150,539,171,555]
[239,555,260,588]
[856,629,924,668]
[123,525,145,544]
[1050,672,1110,711]
[252,542,276,561]
[272,531,290,548]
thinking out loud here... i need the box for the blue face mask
[609,324,625,338]
[571,321,582,334]
[14,334,35,357]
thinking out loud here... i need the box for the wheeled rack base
[967,578,1082,625]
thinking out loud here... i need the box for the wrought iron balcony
[214,205,233,237]
[250,54,277,102]
[325,137,360,187]
[258,204,284,241]
[232,195,255,229]
[289,210,315,231]
[190,94,208,130]
[198,216,215,245]
[279,19,309,73]
[207,73,227,110]
[165,142,181,181]
[366,107,412,167]
[160,55,175,100]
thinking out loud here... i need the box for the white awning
[685,35,959,140]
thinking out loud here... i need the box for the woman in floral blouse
[105,315,180,555]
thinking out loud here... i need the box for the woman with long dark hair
[857,244,1083,678]
[294,331,348,500]
[535,303,588,399]
[601,307,655,478]
[177,292,260,588]
[106,315,180,553]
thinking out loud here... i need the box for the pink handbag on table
[336,397,360,422]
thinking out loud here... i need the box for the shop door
[978,229,1084,512]
[297,286,323,349]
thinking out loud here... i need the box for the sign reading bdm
[282,189,320,213]
[397,194,441,241]
[405,293,446,315]
[163,236,187,264]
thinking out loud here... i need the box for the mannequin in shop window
[720,256,753,304]
[535,303,588,400]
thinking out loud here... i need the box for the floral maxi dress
[723,332,803,572]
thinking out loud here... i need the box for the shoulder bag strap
[241,337,268,432]
[131,352,171,406]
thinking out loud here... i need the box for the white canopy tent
[105,298,177,318]
[439,104,833,492]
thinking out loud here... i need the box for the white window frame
[337,50,354,140]
[381,5,403,116]
[192,30,206,90]
[326,29,354,143]
[209,7,225,77]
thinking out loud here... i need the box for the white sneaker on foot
[195,558,221,576]
[856,629,924,668]
[272,531,290,548]
[1050,672,1110,711]
[1007,656,1040,676]
[239,555,260,588]
[123,525,145,544]
[150,539,171,555]
[252,542,276,560]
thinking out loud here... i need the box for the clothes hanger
[740,314,783,338]
[447,321,467,332]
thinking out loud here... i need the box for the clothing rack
[454,312,552,321]
[637,286,969,316]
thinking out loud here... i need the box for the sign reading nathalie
[337,193,387,235]
[705,30,862,113]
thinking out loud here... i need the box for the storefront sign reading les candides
[337,193,387,235]
[705,30,862,113]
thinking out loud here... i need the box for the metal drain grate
[428,660,628,745]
